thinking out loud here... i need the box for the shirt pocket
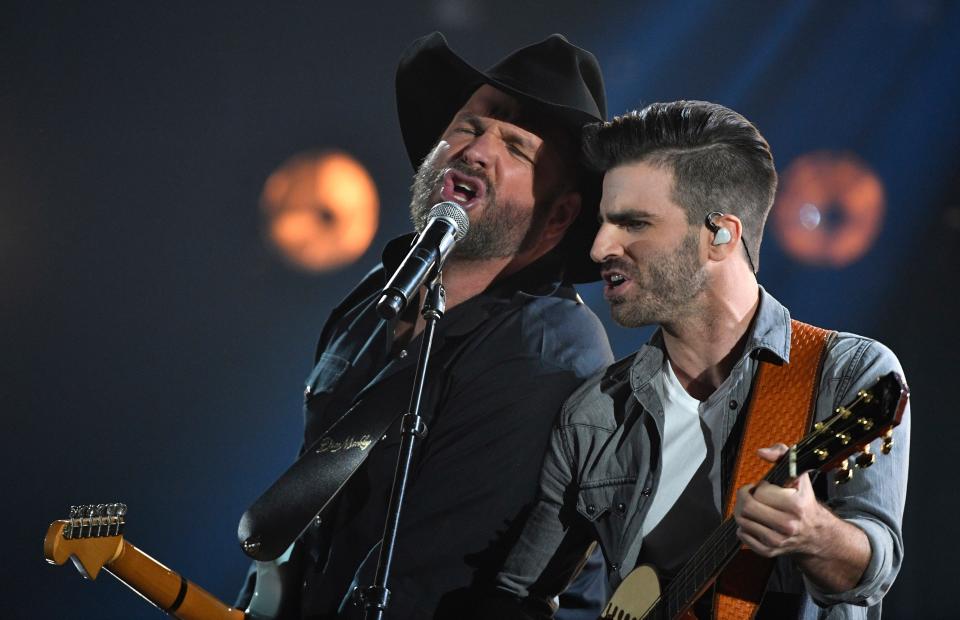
[304,352,351,399]
[577,479,637,561]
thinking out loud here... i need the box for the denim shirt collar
[629,286,792,391]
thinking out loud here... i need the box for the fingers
[736,526,785,558]
[757,443,790,463]
[737,484,802,537]
[752,480,800,512]
[733,483,755,518]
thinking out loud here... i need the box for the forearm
[794,506,871,594]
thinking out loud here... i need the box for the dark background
[4,1,959,617]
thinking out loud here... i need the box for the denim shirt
[494,288,910,619]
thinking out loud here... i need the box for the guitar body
[602,565,659,619]
[246,542,303,619]
[603,565,697,620]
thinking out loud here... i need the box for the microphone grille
[429,201,470,241]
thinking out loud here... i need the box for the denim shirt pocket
[304,352,352,400]
[577,479,637,565]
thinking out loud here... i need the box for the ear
[705,212,744,263]
[542,192,582,247]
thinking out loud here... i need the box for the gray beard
[607,228,708,328]
[409,157,535,260]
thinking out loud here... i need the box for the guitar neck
[102,539,244,620]
[660,459,792,618]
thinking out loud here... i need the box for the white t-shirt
[641,358,709,536]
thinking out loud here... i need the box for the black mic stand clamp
[362,273,445,620]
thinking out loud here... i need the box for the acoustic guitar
[601,370,909,620]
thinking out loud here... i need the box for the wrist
[798,501,835,557]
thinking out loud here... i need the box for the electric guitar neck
[44,504,244,620]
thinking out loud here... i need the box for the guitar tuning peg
[855,444,876,469]
[95,504,106,537]
[835,459,854,485]
[881,429,894,455]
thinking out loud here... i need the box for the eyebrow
[601,208,660,224]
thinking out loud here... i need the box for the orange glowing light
[261,151,379,271]
[772,151,885,268]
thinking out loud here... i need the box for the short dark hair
[582,100,777,271]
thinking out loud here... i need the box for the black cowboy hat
[395,32,607,283]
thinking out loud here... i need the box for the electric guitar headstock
[44,503,127,580]
[782,370,909,485]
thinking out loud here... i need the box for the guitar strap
[713,319,835,620]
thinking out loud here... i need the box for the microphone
[377,202,469,319]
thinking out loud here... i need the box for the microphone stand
[362,273,445,620]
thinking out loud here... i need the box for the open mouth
[440,169,486,209]
[601,270,629,291]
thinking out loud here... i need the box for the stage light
[772,151,885,268]
[261,151,379,271]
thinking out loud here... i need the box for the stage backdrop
[5,1,958,617]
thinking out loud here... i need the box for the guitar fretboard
[661,454,791,617]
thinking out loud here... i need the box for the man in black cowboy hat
[236,33,613,619]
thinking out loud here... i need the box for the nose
[590,223,623,264]
[460,131,500,170]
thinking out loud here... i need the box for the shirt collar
[383,233,567,298]
[744,285,792,363]
[381,234,571,338]
[630,285,792,388]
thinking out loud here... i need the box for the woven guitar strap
[713,319,835,620]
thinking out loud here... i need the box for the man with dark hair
[485,100,910,619]
[236,34,614,619]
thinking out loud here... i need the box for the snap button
[641,487,652,496]
[610,562,620,571]
[729,399,738,409]
[585,504,597,515]
[399,349,408,359]
[616,502,627,514]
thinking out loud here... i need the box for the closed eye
[507,143,534,163]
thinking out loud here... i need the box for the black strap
[166,575,188,612]
[237,377,408,561]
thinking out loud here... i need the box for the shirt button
[616,502,627,514]
[641,488,652,496]
[610,562,620,571]
[585,504,597,515]
[729,399,739,409]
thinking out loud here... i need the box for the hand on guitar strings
[732,443,872,593]
[733,443,833,559]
